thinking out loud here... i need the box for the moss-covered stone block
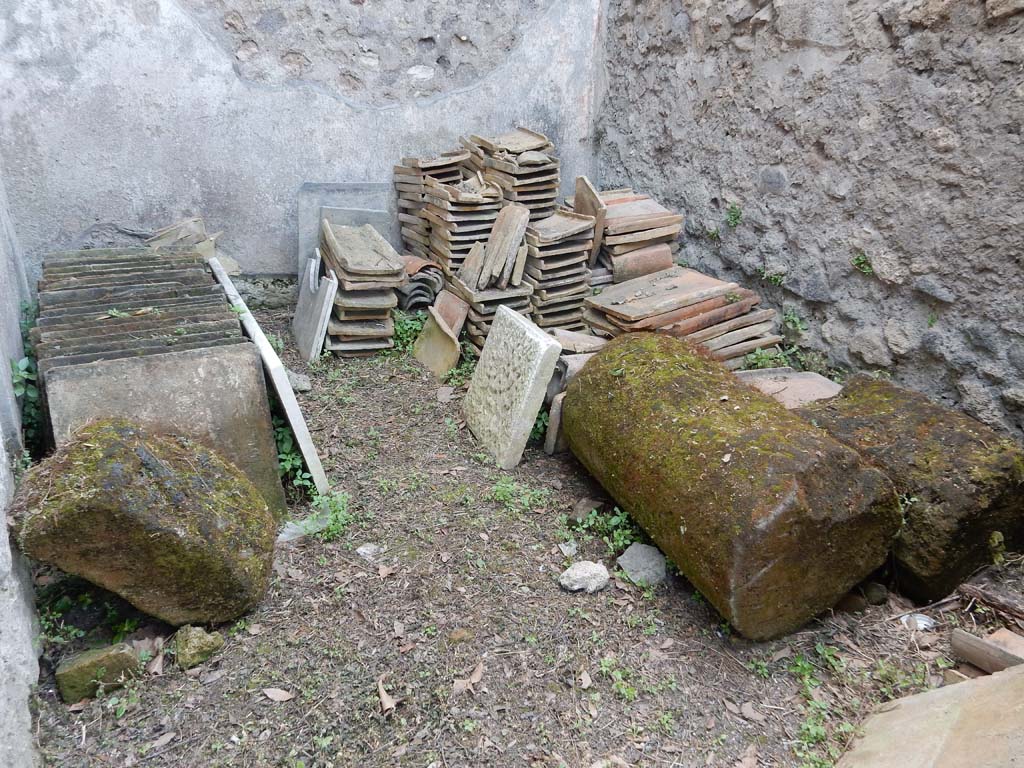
[800,375,1024,601]
[55,643,139,702]
[562,334,900,640]
[13,420,276,625]
[174,625,225,669]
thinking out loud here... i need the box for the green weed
[491,476,550,513]
[575,506,642,555]
[274,416,313,494]
[530,410,549,442]
[851,251,874,275]
[390,310,426,355]
[784,308,808,333]
[311,491,355,542]
[725,203,743,228]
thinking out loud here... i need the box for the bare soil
[30,309,1024,768]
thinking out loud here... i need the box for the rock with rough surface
[616,543,667,587]
[174,625,225,669]
[463,306,561,469]
[13,420,276,626]
[800,376,1024,601]
[55,643,139,702]
[563,334,900,640]
[559,561,609,593]
[286,369,312,392]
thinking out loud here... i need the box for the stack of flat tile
[31,246,286,516]
[319,221,406,356]
[396,255,445,312]
[523,209,594,331]
[420,172,504,276]
[449,203,534,353]
[569,186,683,284]
[461,127,560,223]
[393,150,468,261]
[583,266,782,369]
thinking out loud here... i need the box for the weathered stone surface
[800,376,1024,601]
[735,368,842,409]
[174,625,225,669]
[616,543,666,587]
[286,368,312,393]
[463,306,561,469]
[563,334,900,640]
[599,0,1024,438]
[55,643,139,702]
[13,421,276,626]
[836,663,1024,768]
[559,561,609,593]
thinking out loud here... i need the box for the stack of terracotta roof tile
[419,173,503,276]
[569,184,683,285]
[461,128,560,223]
[583,266,781,369]
[396,255,445,312]
[523,209,594,331]
[319,221,406,356]
[449,203,534,352]
[393,151,468,261]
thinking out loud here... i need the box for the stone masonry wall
[599,0,1024,437]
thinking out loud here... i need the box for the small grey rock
[287,369,312,393]
[616,542,667,587]
[356,543,385,561]
[558,561,609,593]
[558,539,578,558]
[863,581,888,606]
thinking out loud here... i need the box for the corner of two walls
[597,0,1024,438]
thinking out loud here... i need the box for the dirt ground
[30,309,1024,768]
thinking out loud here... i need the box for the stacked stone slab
[461,127,560,223]
[319,221,406,356]
[799,376,1024,602]
[523,209,595,331]
[393,150,468,261]
[420,173,503,276]
[31,246,285,518]
[562,333,901,640]
[583,265,782,368]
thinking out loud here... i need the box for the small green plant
[598,656,639,702]
[724,292,742,304]
[757,266,785,286]
[14,301,43,455]
[706,228,721,242]
[783,308,808,333]
[927,311,938,328]
[742,346,791,370]
[444,353,477,387]
[390,310,426,355]
[530,410,549,442]
[110,617,141,643]
[105,308,130,318]
[311,491,354,542]
[725,203,743,228]
[491,476,550,513]
[575,506,642,555]
[748,658,770,679]
[274,416,313,494]
[851,251,874,275]
[38,604,85,647]
[266,333,285,354]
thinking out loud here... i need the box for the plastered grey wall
[600,0,1024,437]
[0,0,605,282]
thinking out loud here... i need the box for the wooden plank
[958,583,1024,623]
[951,628,1024,673]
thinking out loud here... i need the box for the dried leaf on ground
[741,702,765,723]
[199,669,225,685]
[263,688,295,702]
[723,698,740,715]
[733,744,758,768]
[377,677,398,714]
[146,732,176,753]
[146,652,164,676]
[580,669,592,689]
[770,645,792,662]
[378,564,398,579]
[453,660,485,695]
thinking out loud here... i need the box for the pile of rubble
[319,220,405,356]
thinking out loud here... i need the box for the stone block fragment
[55,644,139,702]
[799,376,1024,601]
[562,334,900,640]
[463,306,560,469]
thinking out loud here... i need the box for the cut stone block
[55,644,139,702]
[44,342,286,519]
[463,306,560,469]
[736,368,842,409]
[836,663,1024,768]
[544,392,568,455]
[292,249,338,362]
[799,376,1024,601]
[562,334,900,640]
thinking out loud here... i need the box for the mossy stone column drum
[562,334,901,640]
[800,375,1024,601]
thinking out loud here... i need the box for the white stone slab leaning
[292,248,338,363]
[463,305,560,469]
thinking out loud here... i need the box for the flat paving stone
[463,306,560,469]
[735,368,842,409]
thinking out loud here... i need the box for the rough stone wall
[599,0,1024,437]
[0,0,604,280]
